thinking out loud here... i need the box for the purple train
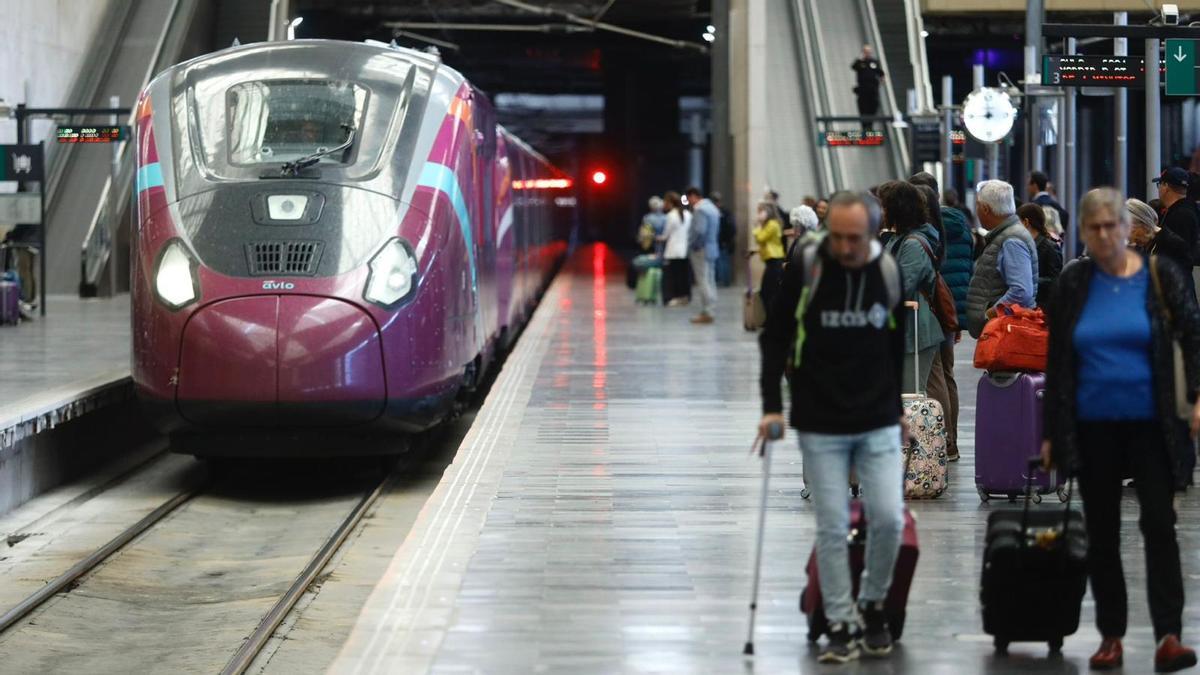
[131,40,573,455]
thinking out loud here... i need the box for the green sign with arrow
[1166,39,1200,96]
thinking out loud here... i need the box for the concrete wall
[0,0,116,146]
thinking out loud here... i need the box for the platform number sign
[1166,40,1200,96]
[0,144,43,182]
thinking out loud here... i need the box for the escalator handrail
[903,0,936,113]
[79,0,193,290]
[799,0,844,192]
[788,0,834,196]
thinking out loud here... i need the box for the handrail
[859,0,911,179]
[788,0,834,195]
[904,0,936,112]
[800,0,843,191]
[43,0,138,205]
[79,0,194,294]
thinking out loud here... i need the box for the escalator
[44,0,266,296]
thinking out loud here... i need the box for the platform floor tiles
[330,246,1200,674]
[0,294,130,402]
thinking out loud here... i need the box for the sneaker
[858,600,893,657]
[818,622,860,664]
[666,298,688,307]
[1155,635,1197,672]
[690,312,714,324]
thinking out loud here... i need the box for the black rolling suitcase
[980,457,1087,654]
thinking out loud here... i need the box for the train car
[130,40,572,455]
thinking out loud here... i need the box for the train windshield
[225,80,367,166]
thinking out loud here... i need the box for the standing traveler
[1028,171,1070,230]
[753,201,787,311]
[909,173,971,461]
[713,192,736,287]
[851,45,885,132]
[787,204,821,259]
[815,198,830,226]
[685,187,721,324]
[882,182,943,394]
[1041,187,1200,673]
[1016,203,1063,307]
[966,180,1039,337]
[660,191,691,306]
[764,189,790,229]
[759,191,907,664]
[639,196,667,256]
[1156,167,1200,271]
[1129,198,1192,276]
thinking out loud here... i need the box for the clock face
[962,87,1016,143]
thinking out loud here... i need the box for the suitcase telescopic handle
[1021,456,1074,548]
[905,300,920,395]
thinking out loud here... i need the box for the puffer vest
[966,214,1038,337]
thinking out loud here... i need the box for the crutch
[743,420,784,656]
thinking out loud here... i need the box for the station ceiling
[293,0,713,96]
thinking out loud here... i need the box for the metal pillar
[974,64,999,181]
[1146,37,1162,199]
[688,113,705,191]
[1065,38,1078,259]
[107,95,120,297]
[1026,0,1045,174]
[1114,13,1128,195]
[941,76,954,194]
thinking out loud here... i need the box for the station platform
[327,244,1200,674]
[0,294,132,451]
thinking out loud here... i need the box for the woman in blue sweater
[1042,188,1200,672]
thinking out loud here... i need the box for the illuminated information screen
[56,126,127,143]
[1042,55,1145,88]
[821,131,885,147]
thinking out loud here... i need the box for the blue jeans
[799,425,905,626]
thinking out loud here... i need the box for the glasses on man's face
[1082,220,1121,237]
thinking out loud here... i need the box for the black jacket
[1034,235,1063,306]
[1151,226,1193,276]
[1161,197,1200,267]
[1043,255,1200,488]
[760,241,906,433]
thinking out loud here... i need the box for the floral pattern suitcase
[902,394,949,499]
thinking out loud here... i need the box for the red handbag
[973,303,1049,372]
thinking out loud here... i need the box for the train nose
[177,296,386,426]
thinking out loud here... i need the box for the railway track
[0,458,402,673]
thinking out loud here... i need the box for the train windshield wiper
[280,125,356,177]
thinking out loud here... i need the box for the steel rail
[220,473,395,675]
[0,486,200,634]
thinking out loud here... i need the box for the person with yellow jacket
[753,201,787,310]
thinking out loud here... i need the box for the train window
[226,80,368,167]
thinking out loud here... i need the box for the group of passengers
[636,187,730,325]
[752,170,1200,671]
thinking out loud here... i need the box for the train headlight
[364,238,418,307]
[154,240,199,310]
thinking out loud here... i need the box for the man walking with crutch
[755,191,908,664]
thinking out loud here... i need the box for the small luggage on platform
[635,266,662,305]
[901,301,949,499]
[0,279,19,326]
[980,459,1087,654]
[800,500,919,642]
[973,303,1049,372]
[975,371,1066,502]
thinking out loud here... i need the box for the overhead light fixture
[702,32,715,43]
[921,30,930,38]
[706,25,716,34]
[287,16,304,40]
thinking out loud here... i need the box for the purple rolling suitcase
[0,280,18,326]
[974,372,1066,503]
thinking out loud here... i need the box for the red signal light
[591,170,608,185]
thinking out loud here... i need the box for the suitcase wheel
[1048,637,1063,654]
[993,637,1009,654]
[1030,491,1043,505]
[800,487,811,500]
[807,628,820,643]
[976,487,990,503]
[1057,486,1070,503]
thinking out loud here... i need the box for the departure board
[56,126,127,143]
[822,131,885,147]
[1041,55,1145,88]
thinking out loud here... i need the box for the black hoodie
[760,239,906,433]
